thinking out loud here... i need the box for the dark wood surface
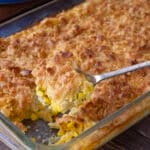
[0,0,50,23]
[102,116,150,150]
[0,1,150,150]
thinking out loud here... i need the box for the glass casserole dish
[0,0,150,149]
[0,92,150,150]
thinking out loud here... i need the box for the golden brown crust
[69,93,150,150]
[78,68,149,120]
[0,59,51,128]
[0,59,35,121]
[0,0,150,146]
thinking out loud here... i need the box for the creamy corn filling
[35,78,94,143]
[57,122,84,144]
[36,80,94,116]
[57,119,95,144]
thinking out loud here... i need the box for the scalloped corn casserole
[0,0,150,144]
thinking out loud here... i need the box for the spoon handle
[94,61,150,84]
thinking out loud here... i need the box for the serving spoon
[75,61,150,85]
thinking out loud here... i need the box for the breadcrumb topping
[0,0,149,143]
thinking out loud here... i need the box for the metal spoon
[75,61,150,85]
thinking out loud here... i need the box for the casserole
[0,0,150,149]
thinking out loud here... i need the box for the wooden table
[0,1,150,150]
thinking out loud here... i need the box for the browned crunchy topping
[0,59,51,130]
[0,0,149,143]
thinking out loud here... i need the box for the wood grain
[101,116,150,150]
[0,0,50,22]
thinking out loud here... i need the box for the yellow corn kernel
[30,137,36,142]
[50,103,61,115]
[78,92,85,100]
[36,86,44,96]
[87,83,94,92]
[37,90,44,97]
[58,129,64,136]
[44,97,51,105]
[31,113,38,121]
[72,131,78,137]
[67,122,74,129]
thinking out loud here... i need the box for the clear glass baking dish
[0,0,150,149]
[0,91,150,150]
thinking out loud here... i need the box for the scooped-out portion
[32,51,94,116]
